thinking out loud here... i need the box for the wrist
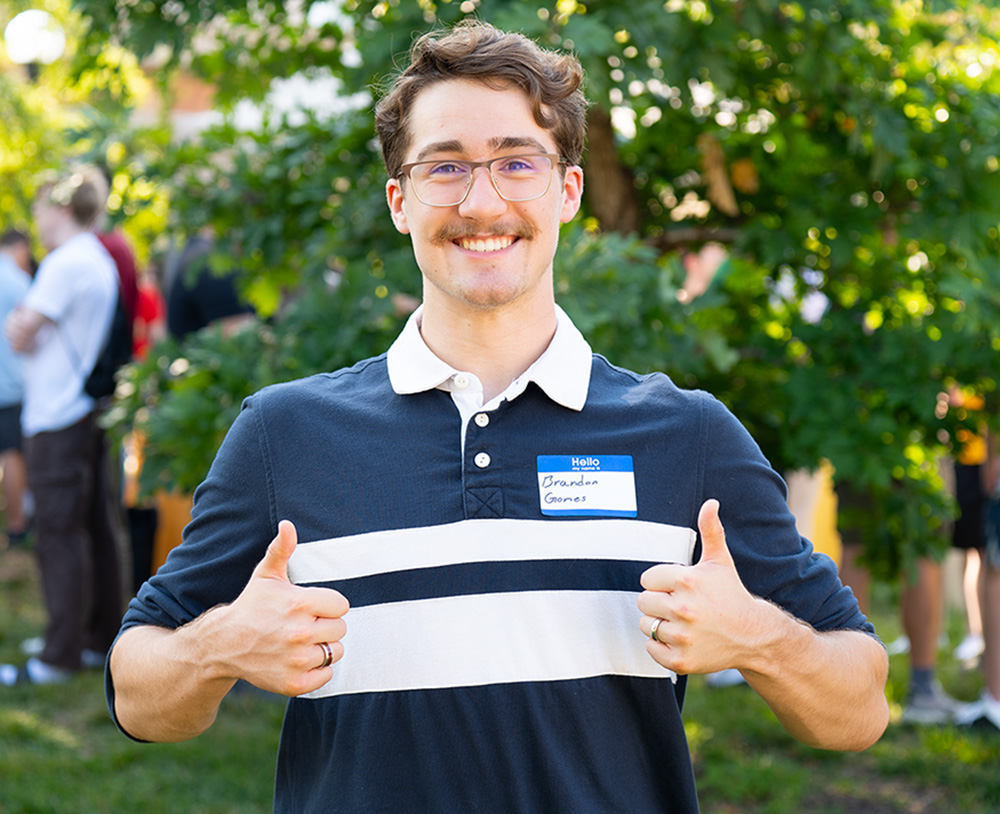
[738,597,813,679]
[180,604,242,686]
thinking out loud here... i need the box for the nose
[457,165,507,218]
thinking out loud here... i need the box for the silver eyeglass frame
[396,153,566,207]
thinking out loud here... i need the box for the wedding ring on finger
[316,641,334,669]
[649,617,664,644]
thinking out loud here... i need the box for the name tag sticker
[537,455,637,517]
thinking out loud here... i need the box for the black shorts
[953,463,986,550]
[0,404,23,453]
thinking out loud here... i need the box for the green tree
[71,0,1000,576]
[0,0,170,263]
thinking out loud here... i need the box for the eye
[494,155,543,174]
[425,161,470,177]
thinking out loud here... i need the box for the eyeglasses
[397,153,565,207]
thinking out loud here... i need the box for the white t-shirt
[21,232,117,436]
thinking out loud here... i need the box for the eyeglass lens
[409,154,555,206]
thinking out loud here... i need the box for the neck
[419,296,558,403]
[49,221,88,251]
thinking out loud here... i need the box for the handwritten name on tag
[537,455,637,517]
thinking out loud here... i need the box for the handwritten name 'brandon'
[541,474,599,489]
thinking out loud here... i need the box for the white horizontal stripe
[300,588,674,699]
[288,518,695,585]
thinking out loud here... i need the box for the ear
[559,165,584,224]
[386,178,410,235]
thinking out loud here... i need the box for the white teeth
[459,236,514,252]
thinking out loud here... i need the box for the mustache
[432,220,538,244]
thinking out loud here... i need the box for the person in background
[132,259,167,359]
[0,230,33,546]
[123,259,167,594]
[947,387,989,664]
[167,229,255,340]
[956,427,1000,731]
[0,166,123,686]
[97,228,138,326]
[836,479,961,725]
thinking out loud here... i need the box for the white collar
[386,304,592,412]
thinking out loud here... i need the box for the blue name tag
[537,455,638,517]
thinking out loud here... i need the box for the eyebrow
[413,136,552,162]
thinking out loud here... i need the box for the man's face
[32,199,63,251]
[386,79,583,315]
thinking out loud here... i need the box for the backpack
[85,287,133,399]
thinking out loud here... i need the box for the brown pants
[25,412,123,670]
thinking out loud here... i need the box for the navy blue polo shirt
[109,308,871,813]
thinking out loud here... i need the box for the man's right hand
[204,519,349,697]
[111,520,349,742]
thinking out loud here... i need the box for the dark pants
[25,413,124,670]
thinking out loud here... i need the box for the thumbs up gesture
[637,499,759,677]
[211,520,349,697]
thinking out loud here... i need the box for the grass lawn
[3,542,1000,813]
[0,547,283,814]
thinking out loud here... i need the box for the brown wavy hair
[375,20,587,179]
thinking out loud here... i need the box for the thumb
[252,519,298,582]
[696,499,733,566]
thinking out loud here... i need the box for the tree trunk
[582,106,640,235]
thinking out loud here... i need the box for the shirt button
[474,452,491,468]
[454,373,470,390]
[474,412,490,428]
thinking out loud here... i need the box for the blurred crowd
[0,163,253,687]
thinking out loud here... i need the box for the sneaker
[0,657,73,687]
[20,636,44,656]
[901,683,963,725]
[21,638,104,670]
[705,668,747,688]
[956,690,1000,731]
[954,633,985,662]
[886,635,911,656]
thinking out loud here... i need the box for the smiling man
[107,21,888,813]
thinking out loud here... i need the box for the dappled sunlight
[0,707,81,751]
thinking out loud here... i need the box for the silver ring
[317,641,334,669]
[649,617,664,643]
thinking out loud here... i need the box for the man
[166,228,255,340]
[1,166,123,686]
[0,230,33,545]
[107,23,888,812]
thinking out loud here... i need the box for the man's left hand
[637,498,761,677]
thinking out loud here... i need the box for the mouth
[435,220,537,252]
[456,235,517,253]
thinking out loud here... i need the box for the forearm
[4,306,49,353]
[110,612,238,743]
[111,524,349,743]
[739,600,889,751]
